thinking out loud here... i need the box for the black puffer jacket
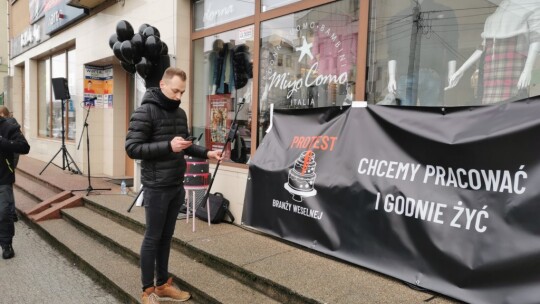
[0,117,30,185]
[125,88,208,188]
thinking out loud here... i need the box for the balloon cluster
[109,20,170,88]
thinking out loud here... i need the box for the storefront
[8,0,187,182]
[8,0,540,223]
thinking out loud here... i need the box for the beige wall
[9,0,178,178]
[0,0,9,92]
[9,0,30,39]
[8,0,249,222]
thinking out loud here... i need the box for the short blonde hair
[162,67,187,81]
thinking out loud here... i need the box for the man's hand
[207,150,223,161]
[170,137,193,152]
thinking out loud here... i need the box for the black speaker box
[52,77,71,100]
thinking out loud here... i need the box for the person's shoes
[141,287,158,304]
[2,244,14,259]
[155,278,191,302]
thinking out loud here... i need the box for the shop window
[258,0,358,143]
[366,0,540,107]
[192,25,254,164]
[38,49,77,140]
[193,0,254,31]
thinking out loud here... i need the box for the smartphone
[185,136,197,142]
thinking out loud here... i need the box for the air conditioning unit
[67,0,107,9]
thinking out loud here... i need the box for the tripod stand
[40,98,82,175]
[73,104,111,196]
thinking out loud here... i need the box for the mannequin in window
[446,0,540,104]
[386,0,458,106]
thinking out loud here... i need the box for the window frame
[38,47,77,141]
[190,0,369,164]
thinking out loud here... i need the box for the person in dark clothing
[0,109,30,259]
[125,67,222,304]
[0,106,21,223]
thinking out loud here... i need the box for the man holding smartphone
[125,67,222,304]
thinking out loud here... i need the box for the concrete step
[61,206,280,304]
[36,217,147,304]
[83,195,321,304]
[14,170,61,202]
[13,185,41,214]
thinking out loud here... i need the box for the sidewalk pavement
[1,220,120,303]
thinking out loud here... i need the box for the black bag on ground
[196,192,235,223]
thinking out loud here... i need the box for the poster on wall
[84,65,114,108]
[205,94,232,158]
[243,100,540,304]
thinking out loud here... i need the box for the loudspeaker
[52,77,71,100]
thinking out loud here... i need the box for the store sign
[10,19,50,58]
[21,24,42,47]
[243,99,540,304]
[262,21,354,107]
[203,3,234,25]
[45,1,88,35]
[194,0,252,31]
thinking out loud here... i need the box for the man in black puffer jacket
[0,113,30,260]
[126,67,222,304]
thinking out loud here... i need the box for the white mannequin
[388,60,456,94]
[446,43,539,91]
[385,0,458,106]
[446,0,540,94]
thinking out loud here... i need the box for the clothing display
[209,40,236,94]
[478,0,540,104]
[481,36,528,104]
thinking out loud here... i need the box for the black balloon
[108,33,118,49]
[112,41,125,62]
[142,26,160,38]
[120,40,134,64]
[131,34,145,55]
[144,35,162,59]
[121,61,136,74]
[138,23,150,35]
[136,57,152,79]
[160,42,168,56]
[116,20,134,42]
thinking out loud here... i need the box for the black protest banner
[242,99,540,304]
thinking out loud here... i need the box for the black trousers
[0,184,15,246]
[140,185,184,290]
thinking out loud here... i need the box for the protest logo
[284,150,318,202]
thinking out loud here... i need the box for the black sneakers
[2,244,14,259]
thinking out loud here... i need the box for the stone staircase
[12,156,460,304]
[13,169,285,303]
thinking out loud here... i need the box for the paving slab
[1,220,121,304]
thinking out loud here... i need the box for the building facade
[8,0,540,221]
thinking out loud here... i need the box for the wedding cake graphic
[284,150,318,202]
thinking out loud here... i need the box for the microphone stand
[72,103,111,196]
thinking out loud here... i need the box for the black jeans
[140,186,184,290]
[0,184,15,246]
